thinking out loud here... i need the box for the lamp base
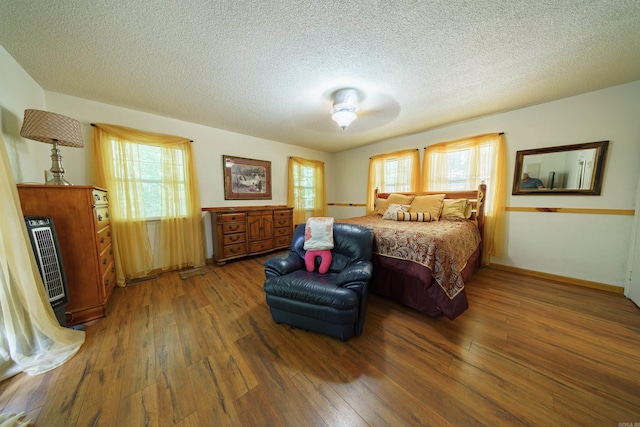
[46,176,72,186]
[46,142,73,185]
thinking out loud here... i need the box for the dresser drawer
[274,210,290,219]
[223,243,247,258]
[274,217,291,229]
[102,260,116,297]
[274,226,291,237]
[223,233,245,245]
[95,206,110,228]
[249,239,273,253]
[221,213,246,222]
[99,244,114,277]
[97,225,112,253]
[93,188,109,206]
[223,222,245,234]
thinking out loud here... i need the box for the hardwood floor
[1,253,639,426]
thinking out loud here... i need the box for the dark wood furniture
[204,206,293,265]
[17,184,116,326]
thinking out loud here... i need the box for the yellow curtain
[287,157,327,226]
[366,149,420,213]
[92,124,204,286]
[422,133,506,264]
[0,132,84,380]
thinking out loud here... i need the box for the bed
[339,184,486,320]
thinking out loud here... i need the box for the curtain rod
[90,123,193,142]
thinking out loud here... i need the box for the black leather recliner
[263,222,374,341]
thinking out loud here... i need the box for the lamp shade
[331,88,359,130]
[331,109,358,129]
[20,109,84,147]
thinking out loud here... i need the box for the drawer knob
[103,258,107,264]
[100,237,105,243]
[98,214,103,221]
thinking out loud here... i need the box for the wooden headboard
[374,182,487,248]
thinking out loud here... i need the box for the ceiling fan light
[332,108,357,130]
[331,88,359,130]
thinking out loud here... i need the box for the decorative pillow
[374,197,388,215]
[395,212,434,222]
[464,201,473,219]
[382,203,410,220]
[441,199,471,219]
[303,217,334,250]
[376,194,415,214]
[409,194,445,220]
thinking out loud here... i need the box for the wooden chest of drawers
[206,206,293,265]
[17,185,116,326]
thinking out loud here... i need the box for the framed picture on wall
[223,155,272,200]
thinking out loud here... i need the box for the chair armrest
[264,252,305,277]
[336,261,373,287]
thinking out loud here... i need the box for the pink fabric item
[305,250,333,274]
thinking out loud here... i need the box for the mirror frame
[512,140,609,195]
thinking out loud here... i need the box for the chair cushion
[264,270,359,310]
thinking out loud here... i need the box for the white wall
[331,81,640,289]
[0,45,50,184]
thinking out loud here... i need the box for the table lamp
[20,109,84,185]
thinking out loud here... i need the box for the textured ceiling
[1,1,640,153]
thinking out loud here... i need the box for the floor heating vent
[24,216,70,326]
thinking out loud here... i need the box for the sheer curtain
[422,133,506,263]
[366,149,420,213]
[92,124,204,286]
[0,132,84,381]
[288,157,327,225]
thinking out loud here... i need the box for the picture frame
[223,155,272,200]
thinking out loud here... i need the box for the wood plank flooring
[1,253,639,426]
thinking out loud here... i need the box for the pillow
[374,197,389,215]
[382,203,409,220]
[464,201,473,219]
[395,212,434,222]
[441,199,471,219]
[303,217,334,250]
[376,193,415,214]
[409,194,445,220]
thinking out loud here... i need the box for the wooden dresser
[17,185,116,326]
[205,206,293,265]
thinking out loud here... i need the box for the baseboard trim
[487,263,625,294]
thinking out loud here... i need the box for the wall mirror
[512,140,609,195]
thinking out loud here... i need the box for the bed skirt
[370,245,480,320]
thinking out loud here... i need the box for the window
[110,142,187,219]
[293,163,317,209]
[93,123,204,283]
[422,133,506,262]
[288,157,326,225]
[366,149,420,213]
